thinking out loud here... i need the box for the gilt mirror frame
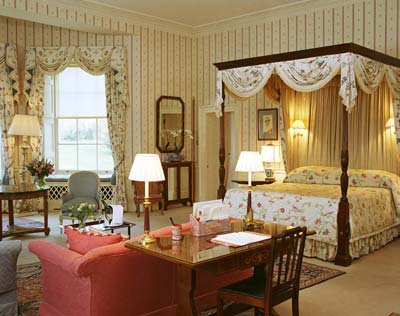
[156,95,185,153]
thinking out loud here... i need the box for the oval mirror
[156,96,185,153]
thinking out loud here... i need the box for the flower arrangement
[27,158,54,188]
[69,202,98,227]
[27,158,55,178]
[161,129,194,153]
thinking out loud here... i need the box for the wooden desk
[125,222,301,316]
[162,161,193,209]
[0,184,50,241]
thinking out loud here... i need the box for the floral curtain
[24,46,129,206]
[0,43,18,185]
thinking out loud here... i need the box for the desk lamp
[8,115,41,184]
[129,154,165,245]
[235,151,264,229]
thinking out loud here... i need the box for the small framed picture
[265,169,273,179]
[258,108,278,140]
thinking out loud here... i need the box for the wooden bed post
[217,83,226,199]
[335,105,352,267]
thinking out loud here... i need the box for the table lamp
[291,120,306,136]
[129,154,165,245]
[8,114,41,184]
[235,151,264,229]
[261,144,281,179]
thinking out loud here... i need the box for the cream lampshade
[386,117,395,134]
[261,145,281,179]
[8,115,41,137]
[235,151,264,229]
[8,115,42,185]
[291,119,306,136]
[129,154,165,245]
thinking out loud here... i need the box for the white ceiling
[84,0,307,27]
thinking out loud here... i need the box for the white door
[203,112,237,200]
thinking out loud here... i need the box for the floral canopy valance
[23,46,129,207]
[215,53,400,117]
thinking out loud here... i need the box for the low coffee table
[69,220,135,238]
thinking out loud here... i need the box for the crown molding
[194,0,366,35]
[0,0,367,38]
[40,0,196,36]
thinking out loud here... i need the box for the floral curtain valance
[0,43,19,102]
[0,43,18,185]
[24,46,129,207]
[215,53,400,117]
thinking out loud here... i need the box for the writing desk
[0,184,50,241]
[125,221,304,316]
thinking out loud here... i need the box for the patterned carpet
[17,261,345,316]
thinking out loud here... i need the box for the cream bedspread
[224,167,400,260]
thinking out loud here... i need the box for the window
[44,67,113,173]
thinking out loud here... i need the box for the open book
[211,232,271,247]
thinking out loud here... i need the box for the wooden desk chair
[217,226,307,316]
[131,181,165,217]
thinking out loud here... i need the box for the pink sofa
[29,223,251,316]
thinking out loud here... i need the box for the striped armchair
[0,240,22,316]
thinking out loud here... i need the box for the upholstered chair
[0,240,22,316]
[131,180,165,217]
[59,171,101,226]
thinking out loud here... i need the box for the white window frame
[44,66,113,175]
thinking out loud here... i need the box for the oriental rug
[17,261,344,316]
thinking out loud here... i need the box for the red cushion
[65,226,123,255]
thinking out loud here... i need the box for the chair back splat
[217,226,307,316]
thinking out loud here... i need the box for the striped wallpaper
[0,0,399,205]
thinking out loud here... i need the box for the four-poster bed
[213,43,400,266]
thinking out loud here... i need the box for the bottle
[102,199,113,226]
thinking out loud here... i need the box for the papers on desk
[211,232,271,247]
[109,205,123,226]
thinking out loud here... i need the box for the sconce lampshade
[386,117,395,134]
[261,145,281,163]
[291,119,306,136]
[386,118,395,128]
[8,114,41,137]
[128,154,165,182]
[235,151,264,173]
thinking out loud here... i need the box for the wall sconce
[260,144,281,179]
[386,117,395,135]
[291,120,306,136]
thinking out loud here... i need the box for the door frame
[198,104,242,201]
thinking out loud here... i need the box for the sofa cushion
[65,226,122,254]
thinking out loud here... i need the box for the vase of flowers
[26,158,55,189]
[69,202,97,228]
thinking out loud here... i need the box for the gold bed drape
[278,77,400,174]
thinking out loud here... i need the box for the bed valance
[23,46,129,207]
[215,53,400,117]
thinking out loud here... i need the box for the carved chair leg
[159,201,164,215]
[216,296,224,316]
[292,294,299,316]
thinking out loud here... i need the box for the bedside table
[232,179,275,186]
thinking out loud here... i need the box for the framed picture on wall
[258,108,278,140]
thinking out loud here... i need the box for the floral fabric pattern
[225,180,399,261]
[275,55,341,92]
[283,166,400,217]
[0,43,18,185]
[23,46,129,207]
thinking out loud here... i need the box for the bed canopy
[213,43,400,266]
